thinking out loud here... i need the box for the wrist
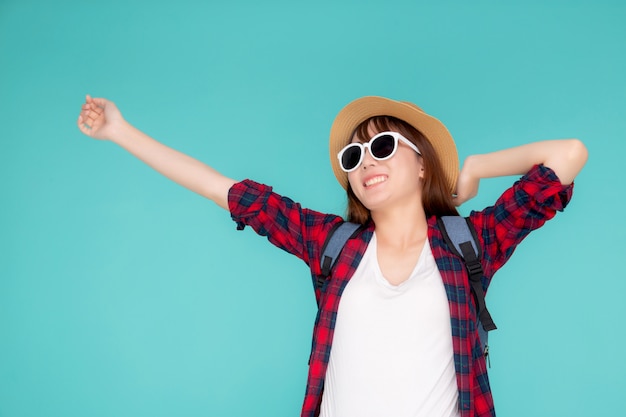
[109,119,133,145]
[462,154,480,180]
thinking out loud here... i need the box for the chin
[357,195,388,213]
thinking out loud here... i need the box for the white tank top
[319,233,460,417]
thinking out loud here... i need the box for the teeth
[365,176,387,187]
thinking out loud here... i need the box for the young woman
[77,95,588,417]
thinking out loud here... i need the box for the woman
[77,95,588,417]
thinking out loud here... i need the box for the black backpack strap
[458,240,497,330]
[316,222,361,290]
[438,216,497,359]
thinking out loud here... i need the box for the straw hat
[329,96,459,192]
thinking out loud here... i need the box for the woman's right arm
[77,95,236,210]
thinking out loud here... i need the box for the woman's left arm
[454,139,588,205]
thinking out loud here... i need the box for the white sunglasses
[337,131,421,173]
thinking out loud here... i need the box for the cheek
[396,151,423,178]
[347,171,360,188]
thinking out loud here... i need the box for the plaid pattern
[228,164,573,417]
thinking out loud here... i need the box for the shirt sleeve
[469,164,574,284]
[228,179,343,269]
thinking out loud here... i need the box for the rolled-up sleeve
[228,179,342,269]
[471,164,574,283]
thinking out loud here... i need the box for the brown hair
[346,116,459,224]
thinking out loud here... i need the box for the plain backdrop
[1,0,624,416]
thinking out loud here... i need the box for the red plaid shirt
[228,164,573,417]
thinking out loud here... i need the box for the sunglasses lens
[370,135,396,159]
[341,146,362,171]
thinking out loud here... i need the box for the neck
[371,201,428,249]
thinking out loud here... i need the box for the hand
[77,95,125,141]
[453,158,480,206]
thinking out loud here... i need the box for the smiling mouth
[364,175,387,187]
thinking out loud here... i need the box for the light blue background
[1,1,624,416]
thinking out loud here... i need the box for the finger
[90,96,107,109]
[84,109,101,124]
[77,115,93,135]
[85,94,106,111]
[78,108,99,129]
[83,97,102,111]
[79,96,101,134]
[80,102,95,118]
[78,112,94,129]
[84,94,94,110]
[81,104,103,125]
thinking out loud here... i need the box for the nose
[361,146,376,169]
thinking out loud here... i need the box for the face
[346,123,424,213]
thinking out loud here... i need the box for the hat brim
[329,96,459,192]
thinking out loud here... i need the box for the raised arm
[454,139,588,205]
[77,95,236,209]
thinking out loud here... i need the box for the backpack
[317,216,497,361]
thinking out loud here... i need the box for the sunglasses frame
[337,131,422,173]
